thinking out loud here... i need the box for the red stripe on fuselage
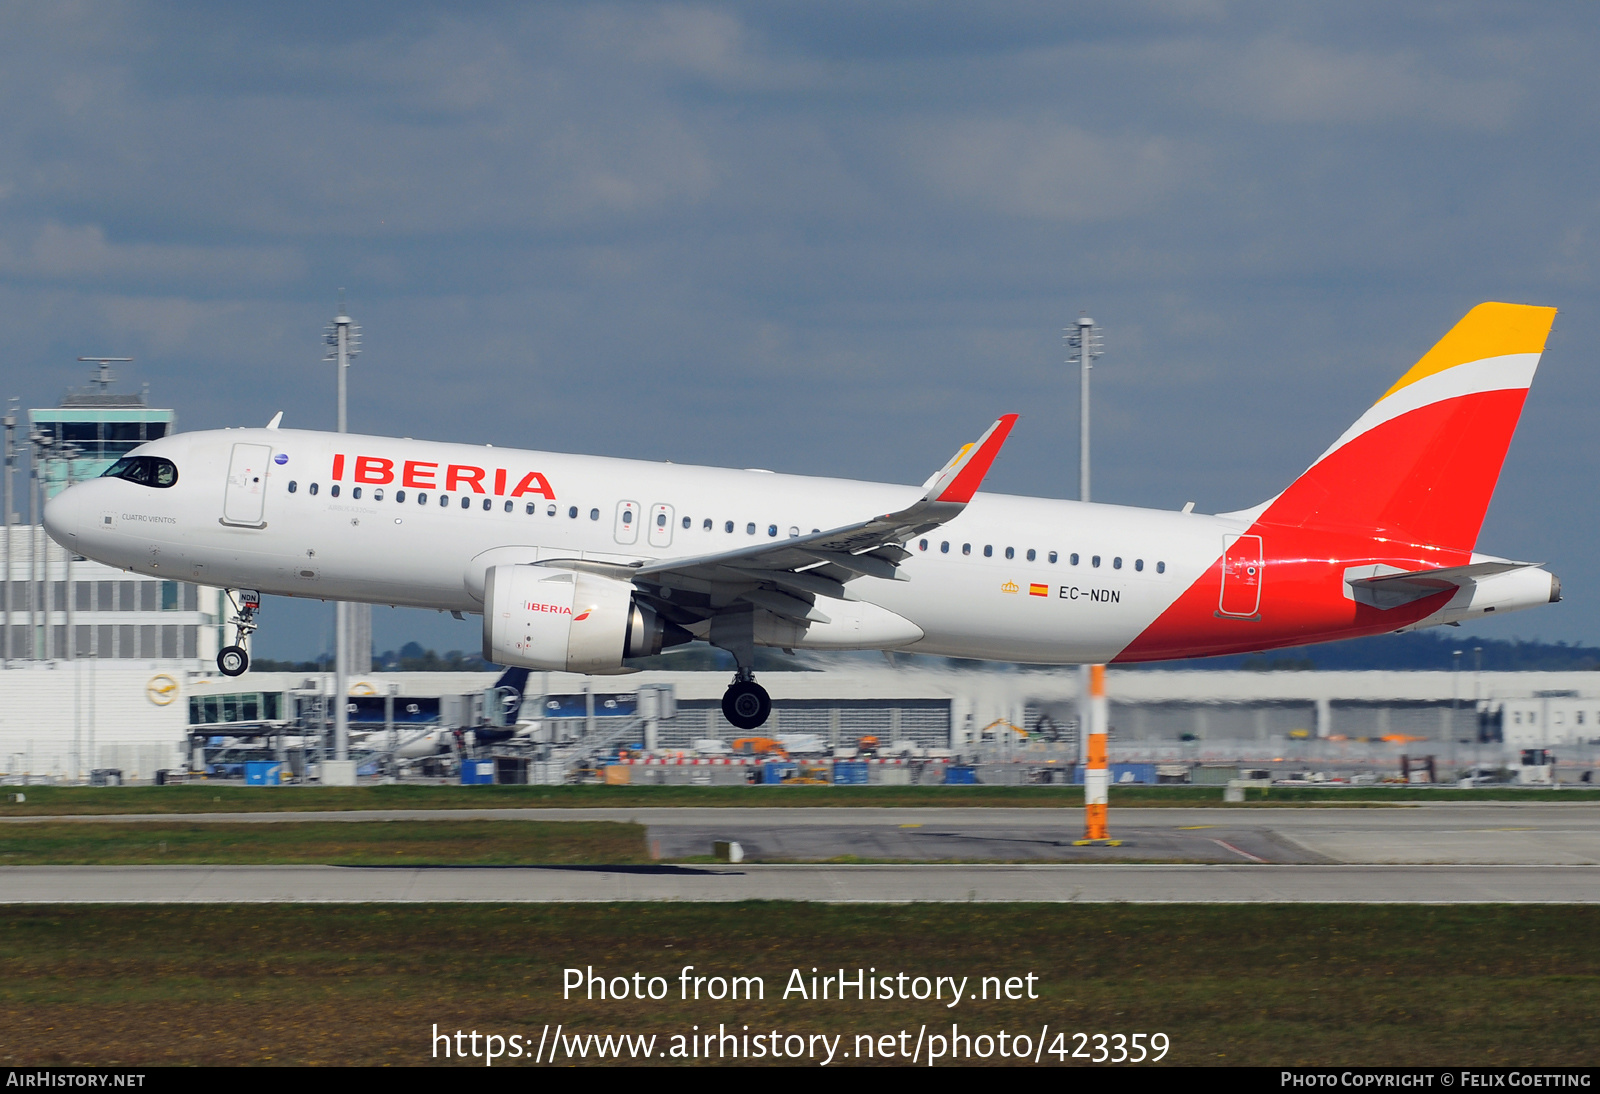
[1115,388,1526,663]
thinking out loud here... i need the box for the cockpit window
[101,456,178,488]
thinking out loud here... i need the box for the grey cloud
[1188,36,1522,128]
[902,117,1187,221]
[0,222,305,286]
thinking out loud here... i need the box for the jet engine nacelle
[482,565,685,674]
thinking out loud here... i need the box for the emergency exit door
[648,504,674,548]
[614,500,640,545]
[1218,534,1263,617]
[221,443,272,527]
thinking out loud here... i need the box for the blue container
[832,762,869,785]
[943,765,978,785]
[460,759,496,785]
[761,762,797,785]
[243,761,285,786]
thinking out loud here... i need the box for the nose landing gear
[216,589,261,677]
[722,669,771,731]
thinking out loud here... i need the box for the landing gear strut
[722,668,771,731]
[217,589,261,677]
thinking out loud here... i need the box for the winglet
[265,411,283,430]
[923,414,1018,504]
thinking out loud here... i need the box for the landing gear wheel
[722,680,771,730]
[219,590,260,679]
[217,645,250,677]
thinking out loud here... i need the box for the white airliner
[44,302,1561,729]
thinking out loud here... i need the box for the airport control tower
[3,362,220,666]
[28,360,176,497]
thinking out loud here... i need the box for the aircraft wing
[546,414,1017,626]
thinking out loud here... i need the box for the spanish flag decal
[1029,583,1049,597]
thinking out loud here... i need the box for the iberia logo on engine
[524,602,572,615]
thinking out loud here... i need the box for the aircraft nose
[43,483,86,548]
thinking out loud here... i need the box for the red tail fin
[1258,302,1555,553]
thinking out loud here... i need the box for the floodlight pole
[3,399,14,667]
[325,299,360,765]
[1067,316,1110,842]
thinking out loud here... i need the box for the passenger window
[309,483,319,496]
[1135,559,1144,572]
[373,489,383,501]
[1070,553,1079,565]
[504,500,512,512]
[622,510,633,524]
[395,490,405,503]
[746,523,756,535]
[768,524,778,537]
[440,494,449,507]
[659,513,668,528]
[1156,561,1166,574]
[1005,547,1014,560]
[569,507,579,519]
[1049,551,1058,563]
[1113,557,1122,570]
[725,520,734,533]
[983,545,993,557]
[352,487,362,500]
[941,541,950,553]
[330,485,340,498]
[682,516,691,529]
[789,526,800,537]
[526,502,536,515]
[288,481,297,494]
[483,499,492,511]
[418,493,428,505]
[590,508,599,520]
[1092,555,1101,567]
[547,504,556,516]
[919,539,928,552]
[962,543,971,556]
[1026,549,1035,561]
[703,519,712,531]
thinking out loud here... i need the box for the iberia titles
[329,454,555,499]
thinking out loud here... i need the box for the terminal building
[0,658,1596,784]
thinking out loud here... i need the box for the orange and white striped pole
[1083,663,1109,840]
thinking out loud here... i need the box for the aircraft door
[614,500,640,545]
[222,443,273,527]
[648,503,674,548]
[1218,534,1263,617]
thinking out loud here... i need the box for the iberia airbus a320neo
[43,302,1562,729]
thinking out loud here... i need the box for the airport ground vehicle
[44,303,1561,730]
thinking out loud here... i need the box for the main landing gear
[721,668,771,731]
[216,589,261,677]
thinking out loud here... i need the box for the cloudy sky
[5,2,1598,658]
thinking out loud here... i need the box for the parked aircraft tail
[1256,302,1556,553]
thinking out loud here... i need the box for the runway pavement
[6,803,1596,865]
[2,862,1595,903]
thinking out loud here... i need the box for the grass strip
[2,782,1594,816]
[0,820,650,866]
[0,903,1593,1066]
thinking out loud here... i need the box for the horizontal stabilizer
[1345,560,1538,610]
